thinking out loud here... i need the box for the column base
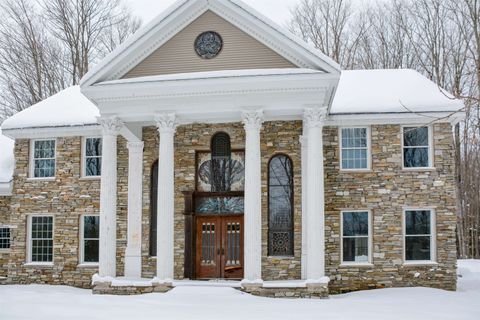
[124,248,142,278]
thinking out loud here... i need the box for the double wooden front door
[195,216,244,279]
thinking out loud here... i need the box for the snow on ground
[0,260,478,320]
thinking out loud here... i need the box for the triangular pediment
[122,11,296,79]
[80,0,340,87]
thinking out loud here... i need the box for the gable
[122,10,297,79]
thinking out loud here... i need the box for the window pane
[196,197,244,214]
[406,210,431,235]
[34,140,55,158]
[268,155,294,256]
[0,227,10,249]
[406,236,431,260]
[404,127,429,146]
[31,217,53,262]
[404,147,429,168]
[341,128,368,169]
[343,237,369,262]
[343,212,369,236]
[86,138,102,157]
[84,240,99,263]
[84,216,99,238]
[85,158,101,176]
[34,159,55,178]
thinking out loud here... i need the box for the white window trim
[26,214,54,266]
[29,138,56,180]
[0,225,11,252]
[81,137,102,179]
[401,125,434,170]
[402,208,437,265]
[339,126,372,171]
[340,210,373,266]
[79,214,100,266]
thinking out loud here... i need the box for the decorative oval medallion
[195,31,223,59]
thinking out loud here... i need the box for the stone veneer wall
[4,122,457,293]
[6,138,100,288]
[324,123,457,293]
[0,196,11,277]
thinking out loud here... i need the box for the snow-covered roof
[0,128,14,186]
[331,69,463,114]
[1,86,99,130]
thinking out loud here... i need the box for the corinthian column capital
[155,113,177,134]
[98,116,124,135]
[303,108,327,129]
[242,110,264,131]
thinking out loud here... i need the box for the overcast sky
[124,0,303,25]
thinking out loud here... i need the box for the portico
[91,68,336,287]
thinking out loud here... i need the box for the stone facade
[5,138,100,288]
[2,122,457,293]
[0,196,11,278]
[324,123,457,293]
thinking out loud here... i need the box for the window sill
[26,178,55,182]
[77,263,99,268]
[24,262,54,268]
[339,169,372,173]
[79,176,101,181]
[403,261,438,267]
[340,263,374,268]
[402,167,436,172]
[267,256,295,260]
[0,249,11,253]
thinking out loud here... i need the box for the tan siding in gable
[122,11,297,78]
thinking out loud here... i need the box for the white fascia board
[0,181,12,196]
[327,111,465,126]
[2,124,101,140]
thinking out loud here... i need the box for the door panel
[195,217,221,279]
[195,216,244,279]
[222,217,243,279]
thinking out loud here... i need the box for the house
[0,0,463,297]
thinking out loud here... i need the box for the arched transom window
[268,154,294,256]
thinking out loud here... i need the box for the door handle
[217,248,220,255]
[221,248,225,255]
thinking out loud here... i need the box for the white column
[124,141,144,278]
[154,113,177,285]
[98,116,123,278]
[303,108,327,281]
[300,133,308,280]
[242,110,264,284]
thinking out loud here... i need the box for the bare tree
[0,0,67,119]
[289,0,366,68]
[41,0,141,84]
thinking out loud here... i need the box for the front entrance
[195,216,244,279]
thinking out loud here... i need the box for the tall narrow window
[268,154,294,256]
[340,128,369,170]
[403,127,432,168]
[81,215,99,263]
[32,139,56,178]
[83,138,102,177]
[0,227,10,249]
[29,216,53,263]
[342,211,371,264]
[405,210,435,262]
[211,132,232,192]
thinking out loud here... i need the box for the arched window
[150,160,158,256]
[211,132,232,192]
[268,154,294,256]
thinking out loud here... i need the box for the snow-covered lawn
[1,260,478,320]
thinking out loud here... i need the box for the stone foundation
[241,282,329,299]
[92,281,172,295]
